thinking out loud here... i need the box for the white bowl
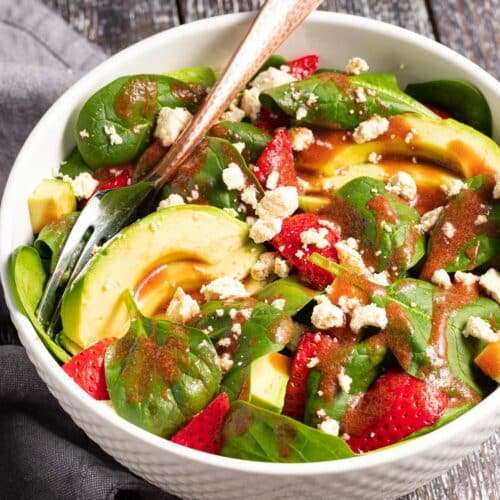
[1,12,499,500]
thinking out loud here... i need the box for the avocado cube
[475,342,500,383]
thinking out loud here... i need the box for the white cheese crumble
[79,129,90,138]
[250,67,297,92]
[300,227,330,249]
[417,207,443,233]
[431,269,452,289]
[63,172,98,199]
[249,217,282,243]
[271,298,286,311]
[493,173,500,200]
[334,240,366,275]
[337,367,352,393]
[344,57,369,75]
[222,162,246,191]
[255,186,299,219]
[103,124,123,145]
[165,287,200,323]
[311,296,345,330]
[289,127,314,151]
[385,171,417,201]
[337,295,361,314]
[241,184,259,209]
[240,88,262,121]
[154,107,193,147]
[296,105,308,121]
[201,277,249,301]
[367,152,382,164]
[441,179,464,197]
[157,193,185,210]
[307,357,320,368]
[353,87,367,103]
[442,222,456,239]
[475,214,488,225]
[350,304,388,333]
[233,141,246,154]
[455,271,479,286]
[250,252,278,281]
[274,257,290,278]
[266,170,280,190]
[317,417,340,436]
[220,101,246,122]
[463,316,499,343]
[352,115,390,144]
[217,352,234,373]
[479,268,500,303]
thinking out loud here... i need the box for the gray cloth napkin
[0,1,173,498]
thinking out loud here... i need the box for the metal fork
[37,0,324,334]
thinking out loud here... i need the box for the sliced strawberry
[271,213,340,289]
[171,393,230,454]
[94,165,132,193]
[425,104,450,119]
[345,371,450,453]
[256,107,290,131]
[283,54,319,80]
[283,333,321,420]
[62,337,116,400]
[253,129,297,189]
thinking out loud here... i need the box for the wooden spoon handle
[144,0,324,186]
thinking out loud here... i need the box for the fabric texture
[0,1,172,498]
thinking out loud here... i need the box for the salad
[9,53,500,462]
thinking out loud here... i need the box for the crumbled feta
[307,357,320,368]
[63,172,98,199]
[300,227,330,249]
[233,142,246,154]
[201,277,249,301]
[311,296,345,330]
[334,240,366,275]
[475,214,488,225]
[442,222,456,239]
[337,295,361,314]
[165,287,200,323]
[345,57,369,75]
[353,87,367,103]
[417,207,443,233]
[463,316,499,343]
[431,269,452,289]
[249,217,282,243]
[256,186,298,219]
[370,271,390,286]
[350,303,388,333]
[103,124,123,145]
[367,152,382,164]
[220,101,246,122]
[385,171,417,201]
[337,367,352,393]
[479,268,500,303]
[217,337,232,348]
[266,170,280,190]
[250,252,278,281]
[317,417,340,436]
[240,88,262,121]
[217,352,234,373]
[240,185,258,210]
[441,179,464,197]
[455,271,479,286]
[79,129,90,138]
[271,298,286,311]
[352,115,390,144]
[157,193,185,210]
[274,257,290,278]
[221,162,246,191]
[493,173,500,199]
[289,127,314,151]
[223,208,238,217]
[154,107,193,147]
[296,105,308,121]
[250,67,296,92]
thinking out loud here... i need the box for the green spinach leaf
[105,292,221,437]
[222,401,355,462]
[165,67,216,88]
[58,148,93,178]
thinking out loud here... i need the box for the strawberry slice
[253,129,297,189]
[425,104,450,119]
[256,107,290,131]
[345,371,450,453]
[283,54,319,80]
[62,337,116,400]
[171,393,230,454]
[271,213,340,289]
[94,166,132,193]
[283,333,321,420]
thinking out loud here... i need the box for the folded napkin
[0,1,172,498]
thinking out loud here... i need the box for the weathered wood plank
[41,0,180,53]
[428,0,500,78]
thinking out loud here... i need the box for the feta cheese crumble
[220,101,246,122]
[334,240,366,275]
[255,186,299,219]
[241,184,259,209]
[300,227,330,249]
[63,172,98,199]
[337,367,352,393]
[454,271,479,286]
[165,287,200,323]
[311,296,345,330]
[431,269,452,289]
[201,277,249,301]
[222,162,246,191]
[266,170,280,190]
[463,316,499,343]
[103,124,123,145]
[240,88,262,121]
[385,171,417,201]
[274,257,290,278]
[350,304,388,333]
[493,173,500,200]
[442,222,456,239]
[154,106,193,147]
[157,193,185,210]
[417,207,443,233]
[271,298,286,311]
[79,129,90,138]
[479,268,500,303]
[250,252,278,281]
[317,417,340,436]
[249,217,282,243]
[344,57,369,75]
[289,127,314,151]
[441,179,464,197]
[352,115,390,144]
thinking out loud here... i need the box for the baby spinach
[254,277,319,316]
[105,292,220,438]
[260,72,434,129]
[210,121,272,163]
[405,79,492,136]
[76,74,208,169]
[8,246,70,363]
[165,67,216,88]
[58,148,93,178]
[332,177,425,274]
[255,54,288,76]
[222,401,355,462]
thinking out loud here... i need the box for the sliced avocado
[61,205,264,349]
[28,179,76,234]
[249,352,290,413]
[297,114,500,179]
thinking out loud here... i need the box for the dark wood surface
[41,1,500,499]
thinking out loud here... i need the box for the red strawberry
[345,371,450,453]
[253,129,297,189]
[271,213,340,289]
[171,393,230,454]
[96,169,132,192]
[283,54,319,80]
[256,107,290,131]
[62,337,116,400]
[425,104,450,119]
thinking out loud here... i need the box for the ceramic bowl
[1,12,499,500]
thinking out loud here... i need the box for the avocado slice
[297,114,500,178]
[249,352,290,413]
[61,205,263,349]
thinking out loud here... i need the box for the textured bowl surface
[1,11,499,500]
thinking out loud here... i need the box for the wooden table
[42,1,500,499]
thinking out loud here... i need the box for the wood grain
[427,0,500,78]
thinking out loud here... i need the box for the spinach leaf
[222,401,355,462]
[105,292,220,438]
[58,148,93,178]
[260,73,435,129]
[165,67,216,88]
[76,74,208,169]
[34,212,79,273]
[254,277,319,316]
[405,79,492,136]
[210,121,272,163]
[8,246,70,363]
[332,177,425,274]
[256,54,288,76]
[446,297,499,396]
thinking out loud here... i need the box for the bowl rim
[1,10,499,476]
